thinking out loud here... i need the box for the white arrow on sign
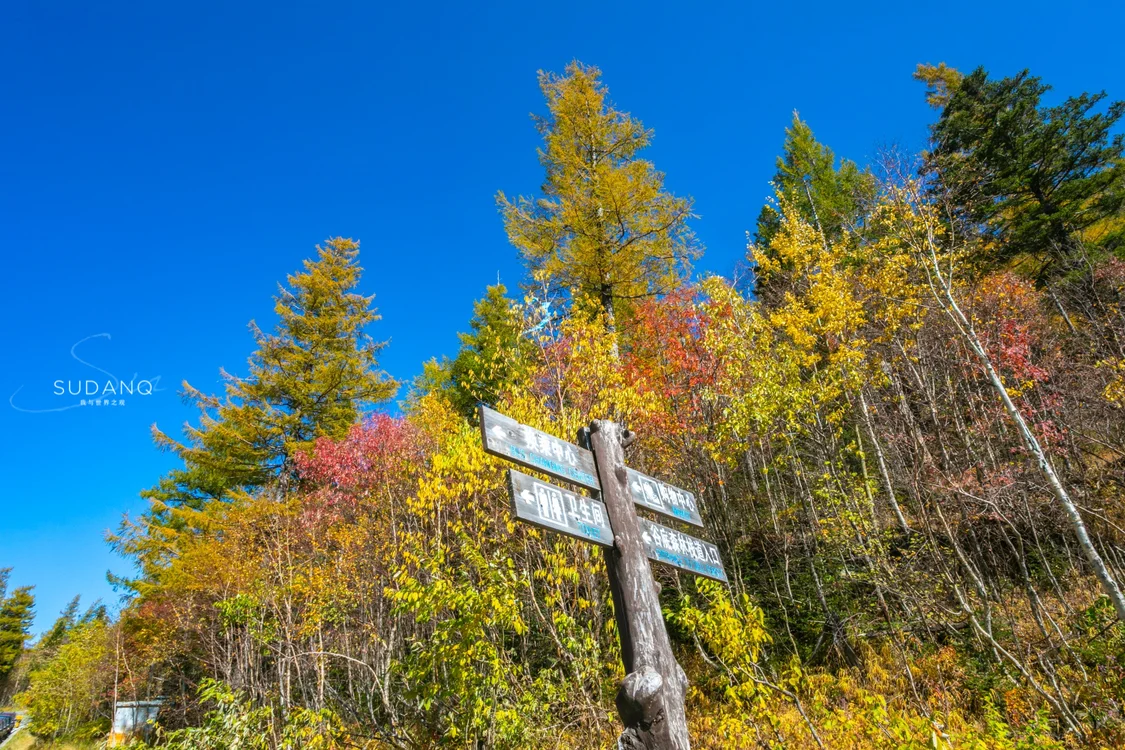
[507,469,613,546]
[479,405,601,491]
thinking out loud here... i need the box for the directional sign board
[626,468,703,527]
[480,405,600,491]
[639,518,727,583]
[508,469,614,547]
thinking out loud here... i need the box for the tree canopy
[143,238,398,515]
[922,64,1125,277]
[499,62,700,328]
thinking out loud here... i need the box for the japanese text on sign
[480,405,600,490]
[508,469,614,546]
[626,468,703,527]
[639,518,727,582]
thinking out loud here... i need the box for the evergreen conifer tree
[144,238,398,515]
[0,573,35,695]
[921,65,1125,277]
[418,284,534,419]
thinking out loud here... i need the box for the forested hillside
[11,60,1125,748]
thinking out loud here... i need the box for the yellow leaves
[699,278,795,447]
[865,237,924,340]
[705,205,884,457]
[500,61,699,318]
[753,199,829,281]
[914,62,964,109]
[759,204,866,356]
[672,580,772,683]
[1098,358,1125,407]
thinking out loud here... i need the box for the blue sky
[2,0,1122,633]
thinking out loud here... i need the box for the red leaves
[1094,257,1125,291]
[625,287,716,427]
[967,272,1067,452]
[994,317,1050,384]
[295,414,426,515]
[971,272,1051,386]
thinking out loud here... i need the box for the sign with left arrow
[626,467,703,527]
[639,518,728,583]
[508,469,614,546]
[480,405,600,490]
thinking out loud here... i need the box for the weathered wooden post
[582,420,691,750]
[480,404,722,748]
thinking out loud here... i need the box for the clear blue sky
[2,0,1122,633]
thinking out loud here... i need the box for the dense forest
[4,59,1125,748]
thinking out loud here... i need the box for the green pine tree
[754,114,874,296]
[0,573,35,694]
[416,284,535,419]
[921,65,1125,278]
[144,238,398,515]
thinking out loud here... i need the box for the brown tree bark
[583,421,691,750]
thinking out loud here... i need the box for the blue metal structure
[0,712,18,742]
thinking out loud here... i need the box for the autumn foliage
[17,61,1125,749]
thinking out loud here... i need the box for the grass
[6,736,94,750]
[2,727,95,750]
[2,730,35,750]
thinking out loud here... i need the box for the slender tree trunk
[913,214,1125,622]
[858,390,910,534]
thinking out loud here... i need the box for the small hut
[108,699,164,746]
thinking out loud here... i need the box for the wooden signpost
[479,405,727,750]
